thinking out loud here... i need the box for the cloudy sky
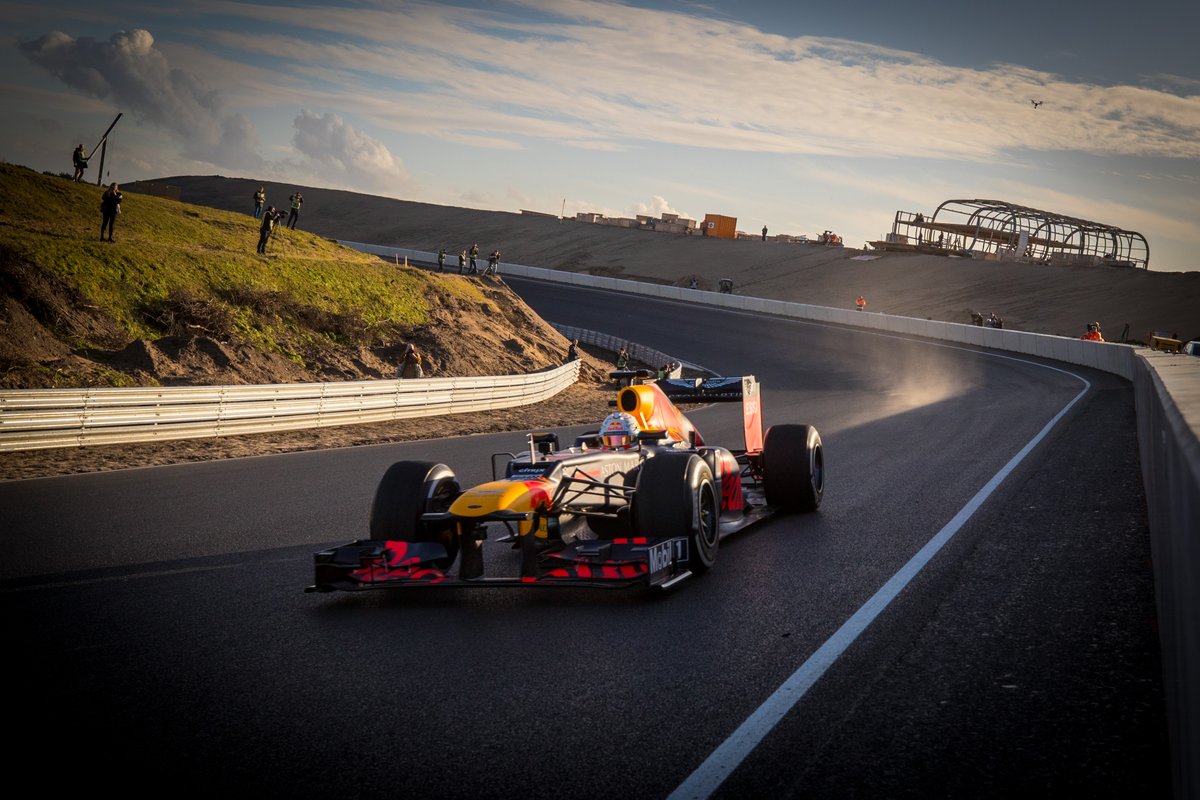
[2,0,1198,270]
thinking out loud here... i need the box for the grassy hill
[143,173,1200,343]
[0,163,579,389]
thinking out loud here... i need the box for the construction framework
[877,198,1150,269]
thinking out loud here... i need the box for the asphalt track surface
[2,279,1168,798]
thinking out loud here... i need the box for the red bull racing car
[307,372,824,594]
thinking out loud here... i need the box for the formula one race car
[307,371,823,594]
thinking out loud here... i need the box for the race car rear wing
[656,376,763,454]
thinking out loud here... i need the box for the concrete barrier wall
[344,240,1199,795]
[1134,350,1200,797]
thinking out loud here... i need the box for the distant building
[599,216,639,228]
[573,209,697,234]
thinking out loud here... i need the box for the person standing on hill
[565,339,579,364]
[257,206,282,254]
[458,250,467,274]
[437,248,447,272]
[99,182,122,242]
[253,187,266,219]
[762,225,768,241]
[72,144,88,182]
[399,343,423,378]
[286,192,303,229]
[485,250,500,275]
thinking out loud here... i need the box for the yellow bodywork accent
[449,479,553,537]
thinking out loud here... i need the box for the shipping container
[701,214,738,239]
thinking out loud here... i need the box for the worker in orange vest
[855,295,866,311]
[1080,323,1104,341]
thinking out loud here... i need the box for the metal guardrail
[0,362,580,451]
[550,323,682,377]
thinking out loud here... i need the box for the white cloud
[19,28,262,169]
[291,109,408,191]
[199,1,1200,163]
[633,195,689,219]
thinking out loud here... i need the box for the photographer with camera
[257,205,284,254]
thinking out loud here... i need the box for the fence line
[550,323,681,377]
[0,362,580,451]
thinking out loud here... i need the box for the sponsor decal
[648,541,673,574]
[510,465,552,478]
[674,539,689,563]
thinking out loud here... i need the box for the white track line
[508,277,1099,797]
[668,367,1091,799]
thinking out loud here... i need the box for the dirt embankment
[5,168,1197,480]
[147,174,1200,343]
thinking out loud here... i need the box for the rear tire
[762,424,823,511]
[634,453,719,572]
[369,461,461,569]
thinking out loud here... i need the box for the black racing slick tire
[369,461,461,569]
[634,452,720,573]
[762,424,824,512]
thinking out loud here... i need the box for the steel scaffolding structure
[881,198,1150,269]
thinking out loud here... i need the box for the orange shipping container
[701,214,737,239]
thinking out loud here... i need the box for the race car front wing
[306,536,693,593]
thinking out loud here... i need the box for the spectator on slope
[257,206,283,254]
[485,250,500,275]
[399,343,424,378]
[458,250,467,274]
[99,182,122,242]
[616,348,629,370]
[469,243,479,273]
[762,225,768,241]
[286,192,303,229]
[437,248,447,272]
[253,187,266,219]
[565,339,579,364]
[72,144,88,182]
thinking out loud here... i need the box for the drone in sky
[1030,99,1044,109]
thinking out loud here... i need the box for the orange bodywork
[617,383,702,446]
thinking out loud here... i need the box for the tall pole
[91,112,122,186]
[96,139,107,187]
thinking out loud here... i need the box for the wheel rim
[425,476,460,568]
[698,483,718,550]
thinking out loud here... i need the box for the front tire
[634,453,719,572]
[369,461,461,569]
[762,424,824,511]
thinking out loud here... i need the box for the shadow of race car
[307,371,823,594]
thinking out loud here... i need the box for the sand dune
[132,175,1200,343]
